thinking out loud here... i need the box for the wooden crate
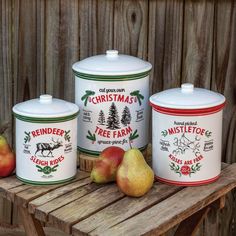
[0,0,236,235]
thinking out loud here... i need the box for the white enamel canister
[73,50,152,156]
[12,95,79,185]
[149,83,226,186]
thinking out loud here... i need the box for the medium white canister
[73,50,152,170]
[12,95,79,185]
[150,83,226,186]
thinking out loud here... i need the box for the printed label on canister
[15,119,77,184]
[75,76,149,155]
[152,111,222,184]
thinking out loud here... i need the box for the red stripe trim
[155,175,220,186]
[150,102,226,116]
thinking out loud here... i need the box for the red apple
[90,146,125,183]
[0,136,16,177]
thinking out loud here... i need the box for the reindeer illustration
[172,133,201,157]
[35,138,63,157]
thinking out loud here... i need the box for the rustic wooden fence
[0,0,236,235]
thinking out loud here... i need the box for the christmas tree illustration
[98,110,106,125]
[121,106,131,126]
[107,102,121,130]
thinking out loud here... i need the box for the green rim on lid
[72,50,152,80]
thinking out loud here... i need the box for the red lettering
[32,131,36,138]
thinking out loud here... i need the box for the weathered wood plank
[28,177,91,214]
[0,0,13,143]
[114,0,148,58]
[72,184,182,236]
[59,0,79,101]
[19,206,45,236]
[34,182,103,222]
[79,0,114,59]
[48,184,125,234]
[148,0,184,94]
[96,0,114,54]
[174,206,210,236]
[14,171,89,207]
[15,0,37,101]
[45,0,60,97]
[100,164,236,236]
[211,0,236,164]
[182,0,214,88]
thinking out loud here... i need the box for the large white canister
[149,83,226,186]
[73,50,152,170]
[13,95,79,185]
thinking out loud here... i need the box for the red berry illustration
[180,165,191,175]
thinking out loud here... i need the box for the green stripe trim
[13,112,79,123]
[16,175,76,185]
[78,144,148,156]
[72,70,151,81]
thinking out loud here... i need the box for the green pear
[117,148,154,197]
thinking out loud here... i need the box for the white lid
[13,94,79,118]
[72,50,152,76]
[150,83,226,109]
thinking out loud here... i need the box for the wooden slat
[99,163,236,236]
[14,171,89,207]
[34,182,103,222]
[79,0,114,59]
[174,206,210,236]
[58,0,79,101]
[47,184,125,234]
[0,0,13,143]
[0,176,24,193]
[211,0,236,164]
[114,0,148,58]
[19,206,45,236]
[148,0,184,94]
[15,0,37,101]
[181,0,214,88]
[28,177,92,214]
[45,0,60,97]
[96,0,114,54]
[5,185,32,202]
[72,184,182,236]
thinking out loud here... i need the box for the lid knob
[106,50,119,58]
[181,83,194,93]
[39,94,52,103]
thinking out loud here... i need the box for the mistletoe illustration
[169,162,182,177]
[36,165,58,175]
[169,162,202,177]
[161,130,168,137]
[128,129,139,148]
[205,130,212,138]
[24,131,31,143]
[189,163,202,176]
[64,130,71,142]
[81,90,95,106]
[86,130,96,142]
[130,90,144,106]
[129,129,139,142]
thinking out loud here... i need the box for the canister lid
[150,83,226,110]
[72,50,152,76]
[13,94,79,118]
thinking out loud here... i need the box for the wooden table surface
[0,163,236,236]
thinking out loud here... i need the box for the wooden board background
[0,0,236,235]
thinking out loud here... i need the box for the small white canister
[13,95,79,185]
[150,83,226,186]
[73,50,152,166]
